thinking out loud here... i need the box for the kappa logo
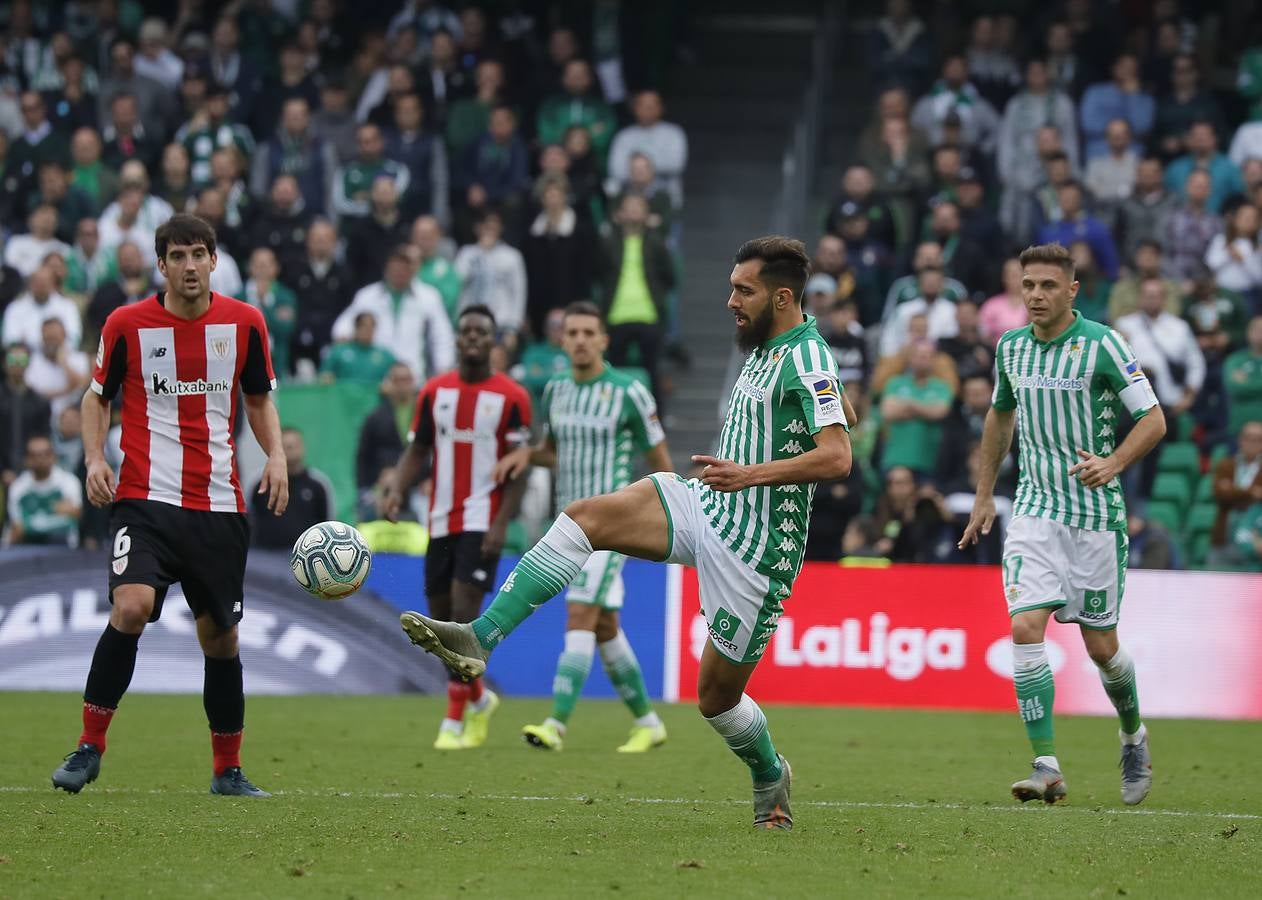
[1097,407,1115,421]
[779,439,805,454]
[771,558,794,572]
[776,537,797,552]
[776,484,801,493]
[775,499,799,513]
[774,584,791,600]
[778,520,799,534]
[1098,424,1114,438]
[782,419,809,435]
[148,346,167,358]
[1100,389,1117,402]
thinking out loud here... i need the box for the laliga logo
[985,637,1067,678]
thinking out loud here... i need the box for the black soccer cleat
[52,743,102,793]
[210,767,271,798]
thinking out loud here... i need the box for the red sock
[445,682,471,721]
[211,730,243,776]
[468,677,484,703]
[79,702,116,753]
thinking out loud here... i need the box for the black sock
[203,655,244,734]
[83,624,141,709]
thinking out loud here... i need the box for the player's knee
[110,587,153,633]
[562,497,597,536]
[198,622,239,658]
[594,613,618,643]
[695,678,740,719]
[1010,617,1046,645]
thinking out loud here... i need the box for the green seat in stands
[1150,472,1191,512]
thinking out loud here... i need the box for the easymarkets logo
[1013,374,1085,391]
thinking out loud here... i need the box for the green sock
[1013,643,1056,757]
[472,514,592,650]
[550,631,595,724]
[705,695,782,783]
[599,630,653,719]
[1097,647,1142,734]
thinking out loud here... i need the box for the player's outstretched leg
[1010,640,1066,804]
[1086,634,1150,805]
[523,627,594,751]
[600,628,666,753]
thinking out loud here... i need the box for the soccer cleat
[51,743,101,794]
[461,690,500,748]
[521,721,564,751]
[1011,761,1067,804]
[615,723,668,753]
[209,767,271,797]
[433,728,466,751]
[399,611,488,681]
[1119,730,1152,806]
[752,754,793,830]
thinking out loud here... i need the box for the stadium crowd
[1,0,1260,574]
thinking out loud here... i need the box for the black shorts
[108,499,250,629]
[425,532,501,597]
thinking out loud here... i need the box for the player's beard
[734,302,774,352]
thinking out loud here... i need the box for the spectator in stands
[30,164,94,244]
[537,59,616,168]
[456,104,530,239]
[97,39,177,135]
[1230,114,1262,170]
[244,247,297,379]
[4,205,70,277]
[249,175,313,277]
[251,428,334,551]
[63,217,114,299]
[454,208,527,349]
[937,299,993,382]
[0,344,52,489]
[597,192,675,404]
[254,41,323,136]
[880,340,954,477]
[104,160,175,234]
[954,166,1002,260]
[882,241,967,326]
[936,373,994,480]
[612,153,674,237]
[1164,169,1223,285]
[1225,316,1262,439]
[859,113,930,253]
[1120,157,1178,262]
[287,219,352,374]
[5,435,81,547]
[321,311,398,386]
[925,200,991,293]
[68,128,117,218]
[176,84,254,192]
[523,174,595,339]
[1062,240,1109,324]
[1204,202,1262,298]
[252,97,337,216]
[332,122,411,223]
[998,59,1079,236]
[411,214,461,323]
[964,15,1020,110]
[385,92,449,225]
[346,176,411,291]
[1085,119,1139,217]
[189,190,243,299]
[866,0,934,95]
[560,127,607,226]
[804,452,865,563]
[824,298,868,385]
[911,54,1000,156]
[23,317,89,417]
[87,241,152,333]
[1165,121,1244,215]
[1187,268,1249,353]
[1042,20,1089,99]
[824,165,896,250]
[875,464,952,562]
[156,143,195,213]
[1210,420,1262,562]
[1154,55,1224,161]
[810,233,855,305]
[607,89,689,212]
[446,58,505,161]
[100,92,160,173]
[207,16,263,127]
[98,183,157,268]
[1036,181,1120,279]
[208,147,254,239]
[833,202,894,325]
[332,245,455,382]
[1108,240,1182,322]
[980,258,1027,344]
[314,77,358,165]
[2,266,81,352]
[134,18,184,92]
[1079,52,1154,160]
[10,91,69,179]
[512,306,569,405]
[356,361,416,493]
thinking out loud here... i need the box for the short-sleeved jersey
[92,292,276,513]
[409,370,531,539]
[541,365,665,509]
[993,311,1159,531]
[702,315,849,579]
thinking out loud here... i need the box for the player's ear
[208,251,218,273]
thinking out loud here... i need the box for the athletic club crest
[211,338,231,360]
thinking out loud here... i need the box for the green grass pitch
[1,692,1259,898]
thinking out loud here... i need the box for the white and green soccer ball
[290,521,372,600]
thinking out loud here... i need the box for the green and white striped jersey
[542,365,665,509]
[701,315,849,579]
[993,311,1159,531]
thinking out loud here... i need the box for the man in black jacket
[249,175,312,276]
[345,177,412,290]
[251,428,334,550]
[356,362,418,495]
[286,219,354,373]
[1,344,53,497]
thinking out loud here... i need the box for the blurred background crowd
[2,0,1261,574]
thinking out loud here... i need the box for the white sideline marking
[2,785,1259,821]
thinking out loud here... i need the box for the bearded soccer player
[493,301,672,753]
[383,304,531,750]
[960,242,1162,806]
[52,214,288,797]
[401,237,855,829]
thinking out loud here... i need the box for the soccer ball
[290,521,372,599]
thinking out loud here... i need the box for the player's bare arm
[842,393,858,428]
[244,392,289,516]
[81,389,116,508]
[644,440,673,473]
[1068,405,1167,488]
[692,423,851,493]
[382,438,431,521]
[958,406,1015,548]
[483,465,529,557]
[492,435,556,483]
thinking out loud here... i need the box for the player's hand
[692,455,751,492]
[258,453,289,516]
[482,521,507,557]
[1068,449,1121,489]
[493,446,531,484]
[379,485,403,522]
[957,495,996,549]
[85,458,116,507]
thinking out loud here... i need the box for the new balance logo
[776,537,797,552]
[782,419,808,434]
[148,346,168,358]
[778,440,805,454]
[1019,697,1045,723]
[771,558,794,572]
[232,601,242,613]
[775,499,799,513]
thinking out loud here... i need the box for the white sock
[1034,754,1061,772]
[566,629,598,656]
[468,692,490,712]
[634,712,662,728]
[543,716,567,735]
[1120,723,1147,745]
[440,718,463,734]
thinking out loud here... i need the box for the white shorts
[1002,515,1129,630]
[565,550,625,609]
[648,473,791,663]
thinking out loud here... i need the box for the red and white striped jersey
[91,292,276,513]
[409,371,531,539]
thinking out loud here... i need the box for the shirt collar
[761,313,815,351]
[1032,310,1084,346]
